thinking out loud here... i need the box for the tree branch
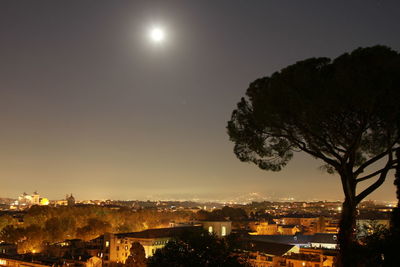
[296,139,340,169]
[356,153,394,204]
[296,123,344,162]
[356,163,397,183]
[354,150,392,177]
[276,129,341,169]
[345,126,366,168]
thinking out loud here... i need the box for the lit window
[208,226,213,233]
[105,241,110,248]
[221,226,226,236]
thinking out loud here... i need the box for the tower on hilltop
[66,193,75,206]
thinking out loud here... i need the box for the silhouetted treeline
[195,206,248,221]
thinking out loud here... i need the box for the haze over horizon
[1,1,400,201]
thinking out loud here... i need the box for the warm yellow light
[40,198,49,205]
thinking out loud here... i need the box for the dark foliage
[195,206,248,221]
[0,206,193,253]
[147,228,246,267]
[249,210,274,223]
[352,222,400,267]
[125,242,147,267]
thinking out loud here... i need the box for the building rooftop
[310,233,338,244]
[246,234,312,245]
[279,214,319,218]
[239,239,296,256]
[116,225,202,239]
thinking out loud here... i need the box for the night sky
[1,1,400,201]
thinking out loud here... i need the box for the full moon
[149,27,165,43]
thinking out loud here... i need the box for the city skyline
[1,1,400,201]
[2,190,397,205]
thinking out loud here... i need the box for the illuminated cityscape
[0,192,396,266]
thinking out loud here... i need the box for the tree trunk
[392,148,400,231]
[338,198,357,266]
[338,169,357,267]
